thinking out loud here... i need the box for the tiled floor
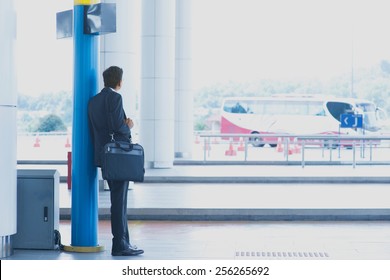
[4,164,390,260]
[7,220,390,260]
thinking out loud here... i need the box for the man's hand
[125,118,134,129]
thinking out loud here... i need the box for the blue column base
[63,244,105,253]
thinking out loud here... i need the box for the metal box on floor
[13,170,60,249]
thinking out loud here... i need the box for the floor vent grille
[235,251,330,259]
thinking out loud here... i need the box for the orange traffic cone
[33,136,40,148]
[288,145,294,155]
[225,141,237,156]
[237,137,245,152]
[287,138,294,155]
[293,138,301,154]
[65,137,71,148]
[276,137,283,153]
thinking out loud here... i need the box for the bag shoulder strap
[104,91,115,142]
[105,89,132,144]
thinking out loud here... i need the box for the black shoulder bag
[101,93,145,182]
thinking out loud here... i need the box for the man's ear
[116,80,122,90]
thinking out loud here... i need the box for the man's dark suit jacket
[88,87,131,167]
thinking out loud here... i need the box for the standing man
[88,66,144,256]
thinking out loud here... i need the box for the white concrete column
[141,0,176,168]
[175,0,193,158]
[0,0,17,258]
[100,0,141,139]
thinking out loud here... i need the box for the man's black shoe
[112,246,144,256]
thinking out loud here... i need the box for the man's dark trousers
[107,179,130,251]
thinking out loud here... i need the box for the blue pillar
[70,0,100,249]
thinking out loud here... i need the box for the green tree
[35,114,67,132]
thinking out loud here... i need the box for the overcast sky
[192,0,390,85]
[14,0,390,95]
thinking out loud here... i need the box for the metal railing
[297,135,390,168]
[198,133,390,168]
[16,131,390,168]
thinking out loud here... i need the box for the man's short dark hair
[103,66,123,88]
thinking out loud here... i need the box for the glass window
[326,102,353,121]
[307,102,325,116]
[356,103,375,112]
[223,100,248,114]
[225,99,326,116]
